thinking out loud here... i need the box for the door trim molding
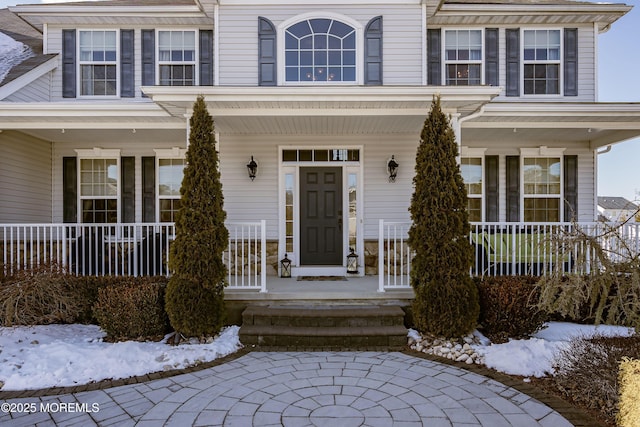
[278,145,364,276]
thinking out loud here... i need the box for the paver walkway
[0,351,574,427]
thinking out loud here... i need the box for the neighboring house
[1,0,640,289]
[598,196,639,223]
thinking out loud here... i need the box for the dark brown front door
[300,167,343,265]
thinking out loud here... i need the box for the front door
[300,167,343,265]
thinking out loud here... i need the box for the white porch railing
[0,221,267,292]
[378,220,640,291]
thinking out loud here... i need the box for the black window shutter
[142,30,155,87]
[200,30,214,86]
[63,157,77,223]
[427,29,441,85]
[564,155,578,221]
[506,156,520,221]
[364,16,383,85]
[142,157,156,222]
[506,29,520,97]
[120,30,135,97]
[485,155,499,222]
[485,28,499,87]
[564,29,578,96]
[62,30,76,98]
[121,157,135,223]
[258,17,277,86]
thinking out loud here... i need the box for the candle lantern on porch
[346,248,359,274]
[280,253,292,278]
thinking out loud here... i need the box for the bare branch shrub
[550,335,640,425]
[0,264,87,326]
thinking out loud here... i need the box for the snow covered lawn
[0,321,634,391]
[474,322,636,378]
[0,325,241,391]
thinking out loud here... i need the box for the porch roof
[430,1,630,30]
[461,102,640,149]
[142,85,502,135]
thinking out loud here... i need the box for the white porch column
[450,112,462,164]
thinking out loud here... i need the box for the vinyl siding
[4,73,52,102]
[0,131,52,223]
[218,4,424,86]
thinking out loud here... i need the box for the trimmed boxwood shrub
[476,275,547,343]
[93,277,169,341]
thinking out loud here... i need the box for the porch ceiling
[143,85,501,135]
[462,102,640,149]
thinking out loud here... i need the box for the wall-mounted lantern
[387,155,399,182]
[280,253,291,278]
[346,248,359,274]
[247,156,258,181]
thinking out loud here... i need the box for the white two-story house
[1,0,640,291]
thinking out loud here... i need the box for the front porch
[3,220,639,295]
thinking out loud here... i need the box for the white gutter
[597,145,612,155]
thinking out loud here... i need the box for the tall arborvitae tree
[407,96,480,338]
[165,96,228,339]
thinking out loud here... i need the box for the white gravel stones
[408,331,485,365]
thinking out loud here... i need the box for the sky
[0,0,639,201]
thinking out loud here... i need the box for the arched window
[284,18,356,82]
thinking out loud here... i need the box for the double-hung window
[155,148,186,222]
[157,158,184,222]
[76,150,120,224]
[522,156,562,222]
[523,29,561,95]
[158,30,196,86]
[285,18,356,83]
[78,30,118,96]
[461,156,483,222]
[444,30,482,86]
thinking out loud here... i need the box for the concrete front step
[239,305,408,350]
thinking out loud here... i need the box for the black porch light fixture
[280,253,292,278]
[387,155,399,182]
[247,156,258,181]
[346,248,359,274]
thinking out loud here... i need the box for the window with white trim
[523,157,562,222]
[78,30,118,96]
[157,158,184,222]
[461,157,483,221]
[523,29,560,95]
[444,29,482,86]
[158,30,196,86]
[284,18,356,83]
[79,157,119,223]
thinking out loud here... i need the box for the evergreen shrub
[407,96,479,337]
[165,96,228,337]
[93,277,169,341]
[476,275,547,343]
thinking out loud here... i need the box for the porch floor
[225,275,413,304]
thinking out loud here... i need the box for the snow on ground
[0,32,33,82]
[474,322,636,378]
[0,321,634,391]
[0,325,241,391]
